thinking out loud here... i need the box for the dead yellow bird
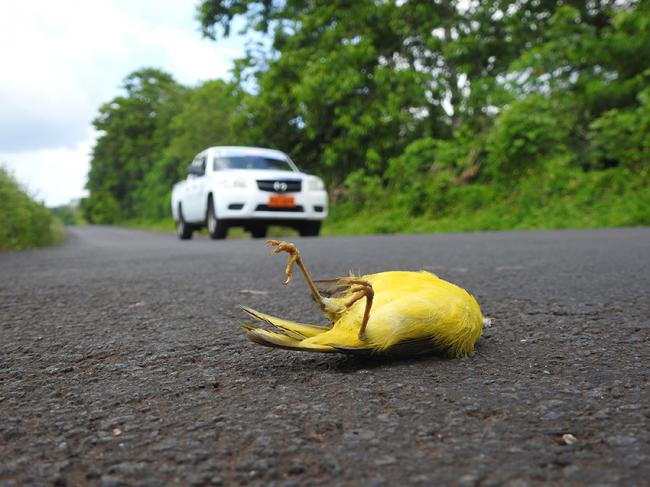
[240,240,488,357]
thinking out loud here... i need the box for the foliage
[589,86,650,171]
[485,94,575,181]
[83,68,186,223]
[167,80,245,168]
[83,1,649,235]
[82,73,244,222]
[137,79,246,219]
[49,204,85,225]
[0,167,63,251]
[324,168,650,236]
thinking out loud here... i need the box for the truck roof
[209,146,289,159]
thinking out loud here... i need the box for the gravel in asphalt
[1,226,649,486]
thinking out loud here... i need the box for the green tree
[167,79,244,176]
[505,3,650,173]
[486,94,575,181]
[589,85,650,171]
[84,68,186,222]
[197,0,454,182]
[82,1,649,231]
[138,79,246,218]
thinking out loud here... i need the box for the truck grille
[255,204,304,212]
[256,179,302,193]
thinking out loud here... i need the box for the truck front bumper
[214,188,328,222]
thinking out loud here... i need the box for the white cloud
[136,23,242,85]
[1,133,94,207]
[0,0,247,206]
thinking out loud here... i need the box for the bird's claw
[266,239,297,255]
[266,240,299,285]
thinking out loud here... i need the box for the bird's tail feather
[240,306,331,339]
[244,326,336,352]
[239,306,336,352]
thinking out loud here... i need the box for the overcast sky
[0,0,247,206]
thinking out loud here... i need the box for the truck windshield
[214,156,294,171]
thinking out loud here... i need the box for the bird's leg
[337,278,374,340]
[266,240,325,309]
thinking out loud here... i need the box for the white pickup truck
[171,146,328,239]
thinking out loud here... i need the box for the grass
[323,168,650,236]
[120,167,649,239]
[3,161,643,252]
[0,167,65,252]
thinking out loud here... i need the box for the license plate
[268,194,295,208]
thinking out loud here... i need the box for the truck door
[186,155,207,222]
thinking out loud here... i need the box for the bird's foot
[265,240,329,318]
[266,239,295,254]
[266,240,299,285]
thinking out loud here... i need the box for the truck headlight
[219,178,247,188]
[307,177,325,191]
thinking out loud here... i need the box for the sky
[0,1,248,206]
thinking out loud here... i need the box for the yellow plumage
[240,241,487,358]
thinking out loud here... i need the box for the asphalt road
[1,226,649,486]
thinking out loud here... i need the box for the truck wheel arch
[207,194,228,239]
[176,203,193,240]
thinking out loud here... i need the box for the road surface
[1,226,649,486]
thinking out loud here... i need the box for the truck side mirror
[187,164,204,177]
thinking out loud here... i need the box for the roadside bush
[385,138,439,215]
[486,95,575,181]
[81,192,122,224]
[50,205,82,225]
[589,87,650,172]
[0,167,63,251]
[342,169,387,211]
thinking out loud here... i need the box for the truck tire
[207,197,228,240]
[176,204,193,240]
[298,221,321,237]
[250,225,267,239]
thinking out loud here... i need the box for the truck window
[214,156,294,171]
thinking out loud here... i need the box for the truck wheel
[298,221,321,237]
[176,204,193,240]
[250,225,267,239]
[207,198,228,240]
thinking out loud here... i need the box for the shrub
[0,167,63,251]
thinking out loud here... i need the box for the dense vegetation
[83,1,649,233]
[50,204,85,226]
[0,167,63,251]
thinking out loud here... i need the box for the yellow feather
[240,306,330,338]
[243,326,336,352]
[241,268,486,358]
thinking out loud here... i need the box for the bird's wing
[240,306,331,339]
[327,344,376,355]
[327,339,437,356]
[379,337,445,356]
